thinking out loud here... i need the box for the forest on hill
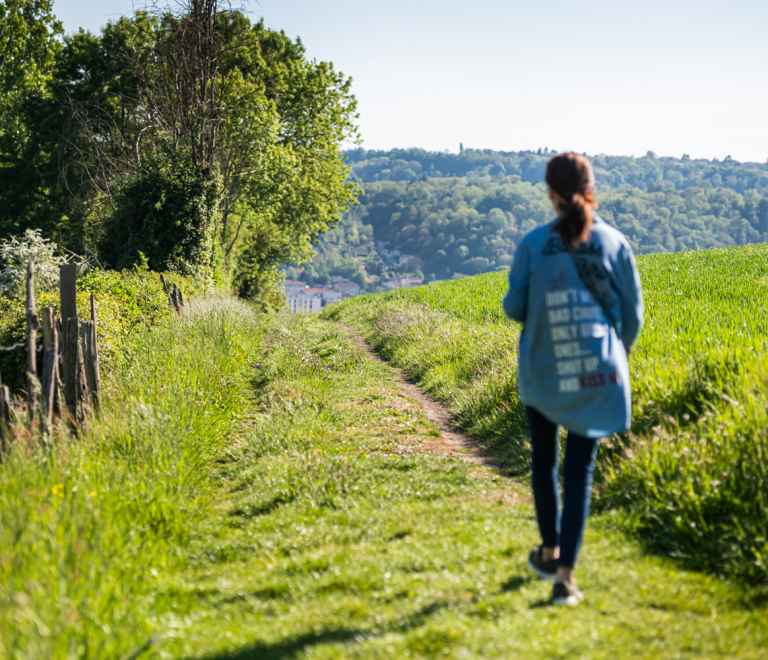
[346,147,768,195]
[291,148,768,289]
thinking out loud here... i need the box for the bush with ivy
[95,152,224,283]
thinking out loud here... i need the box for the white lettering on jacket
[551,325,578,341]
[548,308,571,324]
[572,305,603,321]
[557,359,582,376]
[580,323,608,338]
[553,342,581,358]
[583,356,600,372]
[559,377,580,392]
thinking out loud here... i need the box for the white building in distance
[287,291,323,314]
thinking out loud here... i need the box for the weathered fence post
[40,307,59,431]
[76,328,89,429]
[60,264,78,425]
[89,293,101,408]
[64,317,79,423]
[54,319,63,416]
[160,274,174,310]
[171,284,181,314]
[26,262,39,424]
[0,369,11,456]
[81,320,100,412]
[59,264,78,335]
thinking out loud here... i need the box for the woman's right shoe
[527,545,557,581]
[552,581,584,606]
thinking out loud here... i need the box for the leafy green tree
[0,0,61,97]
[0,0,63,237]
[230,22,359,300]
[0,3,357,300]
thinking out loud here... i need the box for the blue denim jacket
[503,214,643,437]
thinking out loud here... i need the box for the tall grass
[326,243,768,582]
[0,296,259,658]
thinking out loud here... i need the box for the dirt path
[336,322,496,470]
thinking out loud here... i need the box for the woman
[503,152,643,605]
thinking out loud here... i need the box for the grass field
[325,243,768,583]
[3,296,767,657]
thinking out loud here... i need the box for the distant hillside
[285,148,768,290]
[346,147,768,196]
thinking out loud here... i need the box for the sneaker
[527,545,557,581]
[552,581,584,606]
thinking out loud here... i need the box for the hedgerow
[0,267,207,394]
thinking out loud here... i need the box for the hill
[288,148,768,291]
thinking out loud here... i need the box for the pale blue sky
[54,0,768,162]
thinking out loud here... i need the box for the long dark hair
[546,152,598,246]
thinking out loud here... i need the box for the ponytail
[546,153,598,247]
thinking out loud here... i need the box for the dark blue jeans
[526,406,599,568]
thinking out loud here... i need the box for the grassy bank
[323,243,768,583]
[0,268,205,393]
[0,297,258,657]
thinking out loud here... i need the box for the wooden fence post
[59,264,78,334]
[60,264,79,426]
[76,328,89,429]
[172,284,181,314]
[64,317,79,423]
[26,262,39,424]
[54,319,63,416]
[160,274,174,310]
[0,369,11,456]
[89,293,101,405]
[40,307,59,431]
[178,287,184,308]
[81,320,100,412]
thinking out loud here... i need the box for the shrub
[0,267,206,394]
[0,229,69,297]
[96,152,223,283]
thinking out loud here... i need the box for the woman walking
[503,152,643,605]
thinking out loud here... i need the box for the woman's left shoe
[552,581,584,606]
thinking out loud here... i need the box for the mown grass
[143,313,768,658]
[324,243,768,584]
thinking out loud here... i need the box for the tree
[229,22,359,300]
[0,2,358,298]
[98,151,223,278]
[0,0,61,96]
[0,0,63,237]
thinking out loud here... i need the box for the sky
[53,0,768,162]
